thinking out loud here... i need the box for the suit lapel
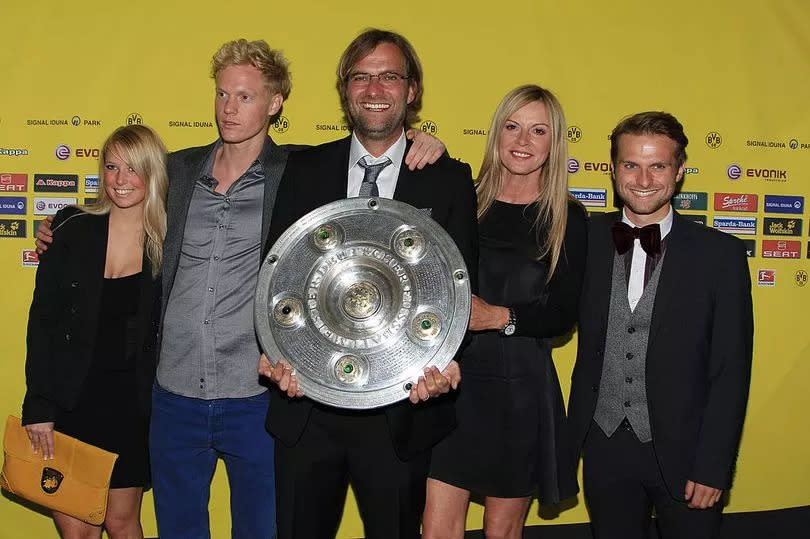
[175,146,213,242]
[392,140,415,204]
[82,214,110,336]
[648,211,691,347]
[327,136,353,203]
[591,213,620,336]
[164,143,215,295]
[259,137,289,249]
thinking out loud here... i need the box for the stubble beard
[350,106,407,142]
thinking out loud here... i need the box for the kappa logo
[34,174,79,193]
[0,147,29,156]
[742,239,755,258]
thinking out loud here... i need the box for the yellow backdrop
[1,1,809,537]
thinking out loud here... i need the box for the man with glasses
[34,36,448,539]
[259,28,478,539]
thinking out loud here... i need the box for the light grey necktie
[357,157,392,197]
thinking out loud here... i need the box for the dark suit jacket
[23,208,162,425]
[568,210,753,496]
[265,135,479,460]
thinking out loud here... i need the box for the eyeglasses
[347,71,409,86]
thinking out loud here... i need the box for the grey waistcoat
[593,249,665,443]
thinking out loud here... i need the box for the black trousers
[275,406,430,539]
[583,420,723,539]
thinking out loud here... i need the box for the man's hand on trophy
[408,361,461,404]
[258,354,304,398]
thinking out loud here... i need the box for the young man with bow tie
[567,111,753,539]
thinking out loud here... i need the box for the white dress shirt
[623,207,673,311]
[347,130,406,199]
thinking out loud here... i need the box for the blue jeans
[150,383,276,539]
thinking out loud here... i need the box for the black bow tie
[612,221,662,257]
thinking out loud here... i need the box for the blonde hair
[476,84,572,281]
[211,38,291,99]
[82,125,168,277]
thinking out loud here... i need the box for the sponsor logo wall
[1,4,809,535]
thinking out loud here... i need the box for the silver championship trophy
[255,197,471,409]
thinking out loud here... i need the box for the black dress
[55,272,151,489]
[430,200,587,501]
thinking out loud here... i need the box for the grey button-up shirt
[157,142,267,399]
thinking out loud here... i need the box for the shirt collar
[622,206,674,240]
[199,137,273,184]
[348,129,406,170]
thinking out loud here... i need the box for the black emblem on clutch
[41,467,64,494]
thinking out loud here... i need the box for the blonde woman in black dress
[424,85,587,538]
[23,125,166,538]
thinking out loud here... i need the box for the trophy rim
[255,197,471,409]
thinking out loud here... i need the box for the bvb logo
[795,270,808,287]
[126,113,143,126]
[567,126,582,143]
[273,116,290,134]
[420,120,438,135]
[789,139,799,150]
[705,131,722,149]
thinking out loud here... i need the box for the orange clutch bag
[0,415,118,525]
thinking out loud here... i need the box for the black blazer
[265,135,479,460]
[22,208,162,425]
[568,211,753,495]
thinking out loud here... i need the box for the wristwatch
[500,307,516,336]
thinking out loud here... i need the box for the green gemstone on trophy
[343,364,354,374]
[318,229,330,240]
[421,320,432,330]
[404,237,414,247]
